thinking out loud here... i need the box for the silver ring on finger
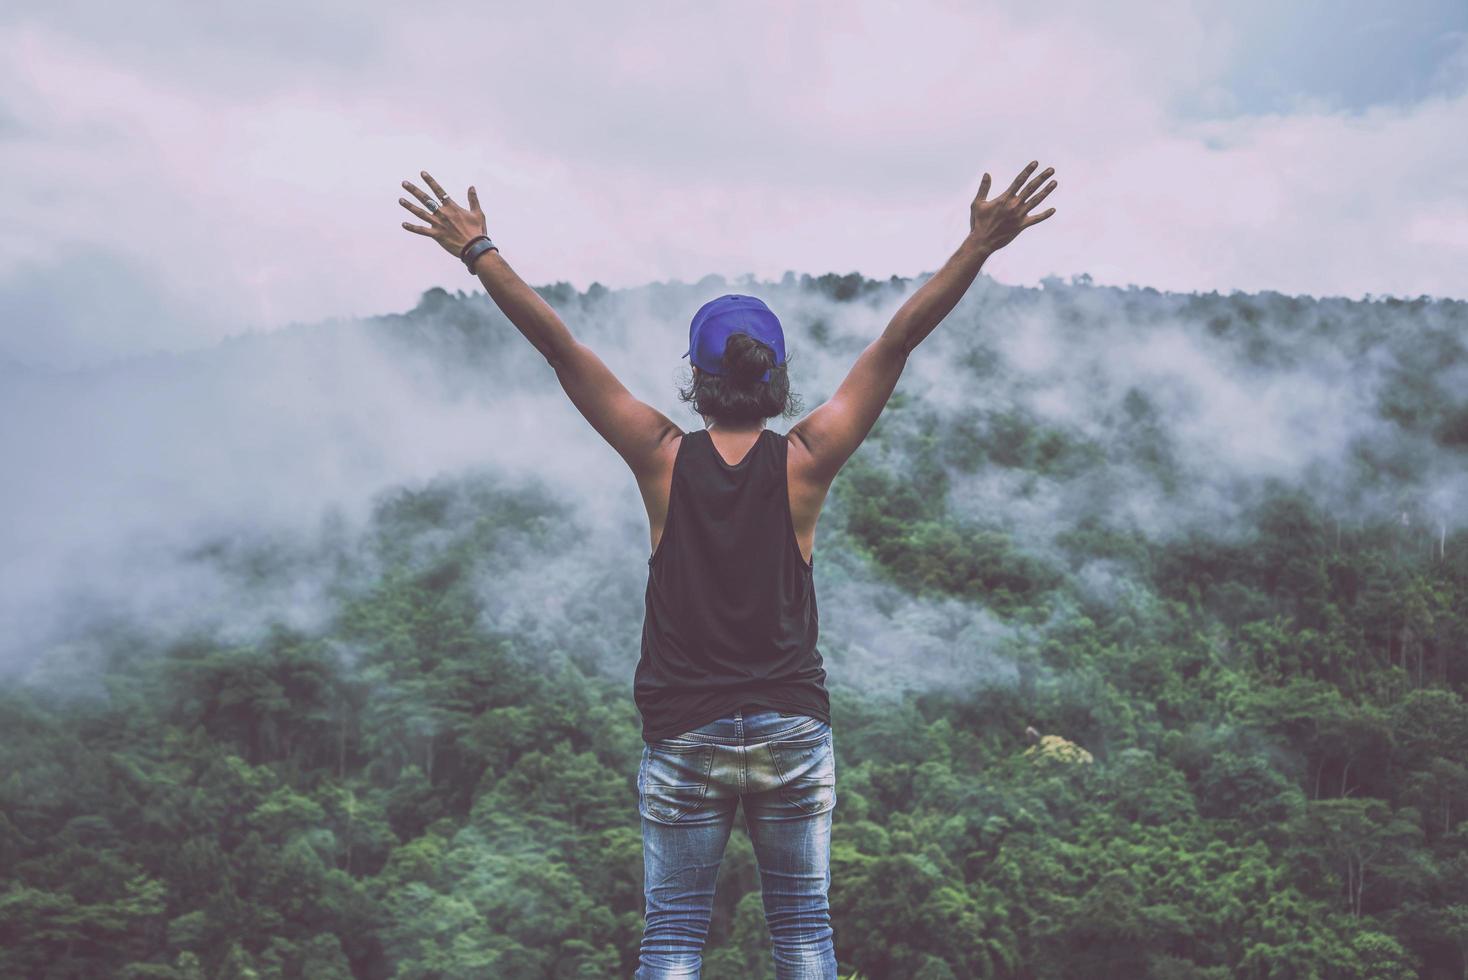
[425,199,440,213]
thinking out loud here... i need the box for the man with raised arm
[398,160,1058,979]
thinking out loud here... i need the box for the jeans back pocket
[767,723,835,815]
[639,743,715,824]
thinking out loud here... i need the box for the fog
[4,270,1464,705]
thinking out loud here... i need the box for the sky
[2,0,1466,370]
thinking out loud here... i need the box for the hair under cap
[684,294,787,383]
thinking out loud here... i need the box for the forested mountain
[2,270,1466,978]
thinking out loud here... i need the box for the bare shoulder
[782,424,829,496]
[634,425,686,500]
[636,426,687,557]
[781,425,834,556]
[649,425,685,476]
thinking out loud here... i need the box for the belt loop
[735,707,743,740]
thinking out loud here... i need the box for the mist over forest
[3,268,1467,978]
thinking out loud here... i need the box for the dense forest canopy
[2,270,1466,978]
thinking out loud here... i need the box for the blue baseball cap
[684,294,786,383]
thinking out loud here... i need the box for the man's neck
[705,422,766,435]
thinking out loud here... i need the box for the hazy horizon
[4,0,1467,373]
[5,272,1463,707]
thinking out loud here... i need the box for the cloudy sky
[3,0,1466,370]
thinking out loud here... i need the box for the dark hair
[676,331,804,424]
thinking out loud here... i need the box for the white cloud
[1,0,1465,369]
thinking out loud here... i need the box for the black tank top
[635,427,831,743]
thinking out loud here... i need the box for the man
[399,160,1057,978]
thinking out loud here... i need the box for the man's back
[635,427,831,744]
[641,425,829,568]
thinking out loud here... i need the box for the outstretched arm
[399,171,679,475]
[789,160,1058,484]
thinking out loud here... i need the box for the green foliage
[4,280,1468,976]
[836,452,1062,614]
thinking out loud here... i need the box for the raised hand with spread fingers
[969,160,1058,253]
[398,169,488,259]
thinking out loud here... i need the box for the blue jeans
[636,706,838,979]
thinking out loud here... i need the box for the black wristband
[461,237,499,274]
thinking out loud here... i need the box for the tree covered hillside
[2,271,1467,978]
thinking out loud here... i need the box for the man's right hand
[969,161,1058,252]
